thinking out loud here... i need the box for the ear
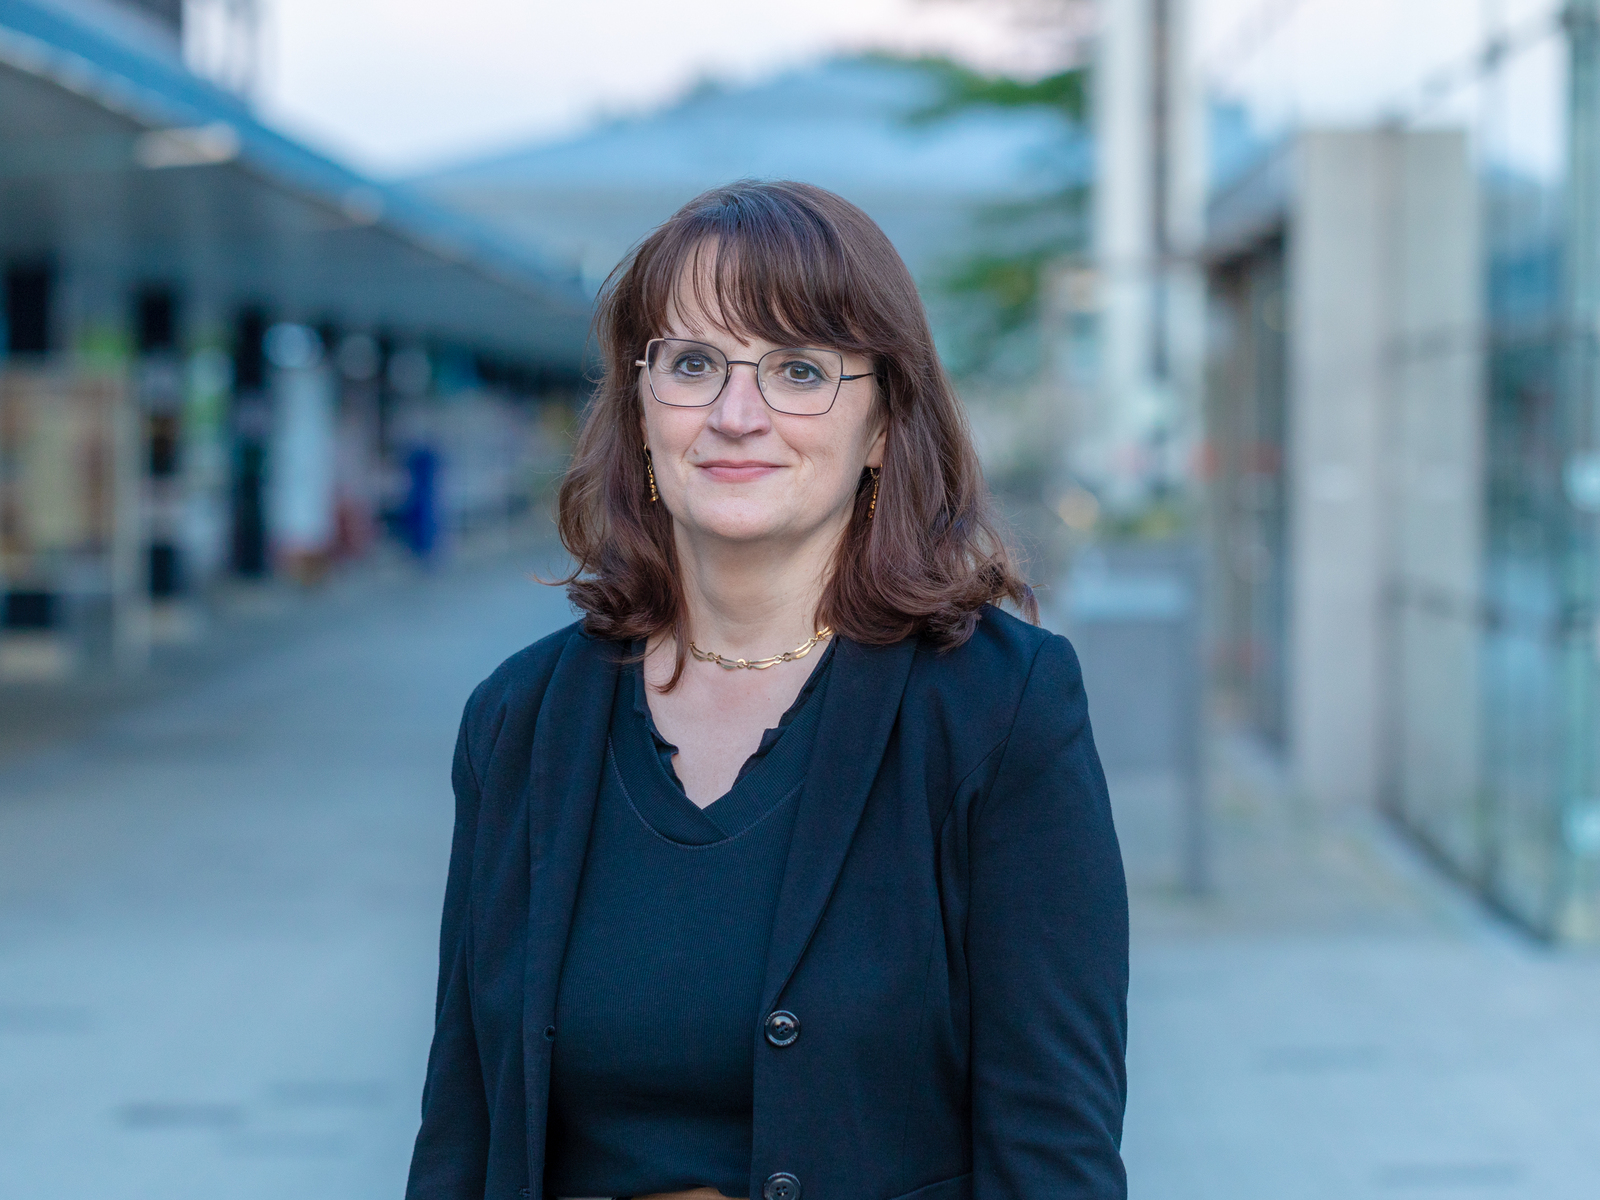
[864,413,887,470]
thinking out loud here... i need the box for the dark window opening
[234,308,268,393]
[149,542,182,598]
[136,287,178,353]
[4,263,53,356]
[232,441,267,577]
[2,591,56,630]
[148,412,181,477]
[315,319,340,358]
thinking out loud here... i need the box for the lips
[696,460,783,483]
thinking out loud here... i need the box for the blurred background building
[10,0,1600,941]
[1181,0,1600,941]
[8,0,1600,943]
[0,0,590,681]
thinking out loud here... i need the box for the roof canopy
[0,0,592,365]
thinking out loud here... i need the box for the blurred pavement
[1116,745,1600,1199]
[2,556,1597,1198]
[0,548,576,1200]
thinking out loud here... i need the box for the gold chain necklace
[688,626,833,670]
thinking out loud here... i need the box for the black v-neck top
[543,645,832,1199]
[639,637,836,808]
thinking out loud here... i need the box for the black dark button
[543,1025,556,1040]
[764,1010,800,1047]
[763,1172,801,1200]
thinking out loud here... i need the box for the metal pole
[1557,0,1600,936]
[1153,0,1209,895]
[1151,0,1172,387]
[1177,546,1209,894]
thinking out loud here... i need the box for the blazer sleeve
[405,697,492,1199]
[968,634,1129,1200]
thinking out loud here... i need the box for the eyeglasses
[636,338,872,417]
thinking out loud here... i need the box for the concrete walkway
[1,555,1595,1198]
[0,550,577,1200]
[1116,748,1600,1200]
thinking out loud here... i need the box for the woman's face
[640,288,885,550]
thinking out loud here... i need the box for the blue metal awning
[0,0,592,363]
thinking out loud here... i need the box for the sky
[1193,0,1565,178]
[243,0,1566,181]
[247,0,1054,176]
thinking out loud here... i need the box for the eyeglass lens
[644,338,845,415]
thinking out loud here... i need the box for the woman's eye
[781,361,822,383]
[674,355,714,375]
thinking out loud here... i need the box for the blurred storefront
[0,0,590,680]
[1200,2,1600,940]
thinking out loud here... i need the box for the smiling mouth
[696,460,783,481]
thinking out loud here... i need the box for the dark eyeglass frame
[635,337,873,416]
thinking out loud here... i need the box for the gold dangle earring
[646,450,659,503]
[868,467,880,520]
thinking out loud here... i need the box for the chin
[689,511,790,544]
[676,495,797,544]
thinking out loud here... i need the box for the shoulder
[900,605,1085,766]
[459,618,595,753]
[913,603,1080,695]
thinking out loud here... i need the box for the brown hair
[556,179,1035,684]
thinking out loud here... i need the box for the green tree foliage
[942,246,1056,339]
[899,57,1091,378]
[906,59,1089,125]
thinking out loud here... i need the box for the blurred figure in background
[398,444,442,564]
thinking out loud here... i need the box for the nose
[707,361,772,438]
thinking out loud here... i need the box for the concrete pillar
[1161,0,1209,492]
[1090,0,1156,507]
[1287,129,1482,812]
[1288,130,1393,809]
[1089,0,1206,509]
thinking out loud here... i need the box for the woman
[406,181,1127,1200]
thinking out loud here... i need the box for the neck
[669,516,845,659]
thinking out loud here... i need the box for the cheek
[644,406,704,458]
[780,422,871,496]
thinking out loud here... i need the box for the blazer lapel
[522,632,619,1169]
[524,632,618,1002]
[760,634,918,1012]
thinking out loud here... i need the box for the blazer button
[763,1172,801,1200]
[764,1010,800,1047]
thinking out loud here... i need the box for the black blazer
[406,606,1128,1200]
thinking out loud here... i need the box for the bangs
[628,186,894,355]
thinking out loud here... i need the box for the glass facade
[1206,239,1290,749]
[1204,1,1600,939]
[1374,5,1599,938]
